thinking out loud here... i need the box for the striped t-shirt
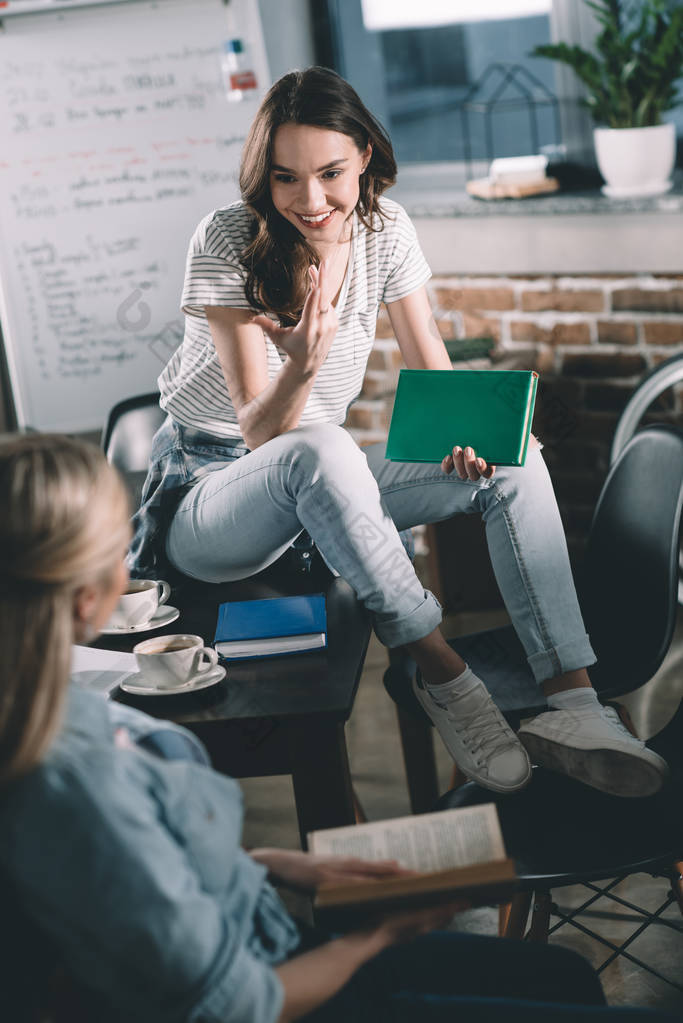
[159,196,431,439]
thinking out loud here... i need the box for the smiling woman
[238,67,396,325]
[128,66,668,807]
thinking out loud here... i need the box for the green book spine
[516,371,538,466]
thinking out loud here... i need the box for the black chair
[102,392,165,511]
[386,424,683,987]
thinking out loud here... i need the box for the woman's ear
[361,143,372,174]
[73,583,99,631]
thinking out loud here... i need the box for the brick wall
[346,274,683,567]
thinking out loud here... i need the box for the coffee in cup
[106,579,171,630]
[133,634,218,689]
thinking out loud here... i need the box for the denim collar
[57,685,115,751]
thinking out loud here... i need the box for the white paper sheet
[70,644,137,697]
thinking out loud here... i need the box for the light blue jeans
[166,423,595,683]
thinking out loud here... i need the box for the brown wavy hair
[0,435,129,785]
[239,66,397,325]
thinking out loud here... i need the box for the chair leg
[352,786,367,824]
[396,706,439,814]
[499,891,532,939]
[670,861,683,917]
[526,891,552,942]
[608,700,638,737]
[448,762,469,791]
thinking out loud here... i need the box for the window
[317,0,560,179]
[314,0,682,186]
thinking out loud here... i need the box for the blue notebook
[214,593,327,660]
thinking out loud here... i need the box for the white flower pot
[593,122,676,198]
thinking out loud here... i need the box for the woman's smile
[294,208,337,229]
[270,123,370,246]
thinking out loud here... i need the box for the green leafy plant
[531,0,683,128]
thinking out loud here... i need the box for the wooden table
[97,557,372,847]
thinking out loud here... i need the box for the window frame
[311,0,599,175]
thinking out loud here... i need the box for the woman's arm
[387,286,536,480]
[386,285,452,371]
[276,904,460,1022]
[387,285,503,480]
[276,930,387,1022]
[206,306,317,450]
[206,264,337,450]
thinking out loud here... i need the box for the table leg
[288,719,356,849]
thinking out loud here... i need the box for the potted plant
[532,0,683,196]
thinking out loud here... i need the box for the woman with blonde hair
[0,432,675,1023]
[0,429,678,1023]
[0,433,130,785]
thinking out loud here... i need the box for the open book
[309,803,516,922]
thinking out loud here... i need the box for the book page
[310,804,505,873]
[216,632,325,656]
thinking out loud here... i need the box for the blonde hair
[0,434,130,784]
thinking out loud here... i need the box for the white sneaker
[413,675,531,793]
[519,705,669,797]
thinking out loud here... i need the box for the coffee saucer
[120,663,226,697]
[101,605,180,636]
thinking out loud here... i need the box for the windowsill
[390,166,683,275]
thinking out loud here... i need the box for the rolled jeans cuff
[374,589,442,649]
[527,635,596,685]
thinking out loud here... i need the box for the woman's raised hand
[251,261,338,378]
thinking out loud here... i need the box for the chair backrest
[102,392,164,472]
[579,424,683,700]
[102,393,164,510]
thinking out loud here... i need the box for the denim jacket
[0,687,300,1023]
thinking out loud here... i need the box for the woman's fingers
[310,260,335,319]
[451,445,468,479]
[299,267,321,329]
[451,446,496,480]
[317,260,328,314]
[308,263,323,302]
[250,314,286,343]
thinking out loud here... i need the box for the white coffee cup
[133,634,218,689]
[107,579,171,630]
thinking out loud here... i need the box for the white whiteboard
[0,0,270,432]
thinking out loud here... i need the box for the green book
[385,369,539,467]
